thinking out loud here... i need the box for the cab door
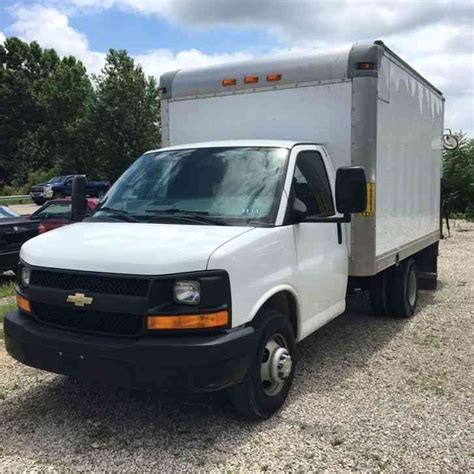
[285,145,349,338]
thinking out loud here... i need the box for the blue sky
[0,0,473,134]
[2,5,270,56]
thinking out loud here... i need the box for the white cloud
[0,31,5,44]
[135,48,254,77]
[9,5,105,73]
[6,1,474,134]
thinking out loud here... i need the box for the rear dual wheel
[370,259,418,318]
[228,310,296,419]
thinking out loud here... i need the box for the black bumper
[4,311,257,392]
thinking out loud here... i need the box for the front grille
[32,302,143,336]
[30,270,149,297]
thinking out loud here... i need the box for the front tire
[390,259,418,318]
[228,310,296,419]
[32,198,45,206]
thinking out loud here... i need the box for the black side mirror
[71,175,87,222]
[335,166,367,214]
[292,197,308,223]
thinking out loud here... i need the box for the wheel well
[260,291,298,338]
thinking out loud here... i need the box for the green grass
[0,281,16,299]
[0,301,16,339]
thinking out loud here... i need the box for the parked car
[30,175,110,205]
[0,206,38,272]
[31,198,98,234]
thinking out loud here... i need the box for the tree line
[0,37,160,194]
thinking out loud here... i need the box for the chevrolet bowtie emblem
[66,293,94,307]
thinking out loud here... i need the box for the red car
[31,198,98,234]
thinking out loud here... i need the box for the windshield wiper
[94,207,139,222]
[145,208,228,226]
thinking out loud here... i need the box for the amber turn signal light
[147,311,229,330]
[16,294,31,313]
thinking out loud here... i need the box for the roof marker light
[267,73,282,82]
[357,62,375,70]
[222,78,237,86]
[244,75,259,84]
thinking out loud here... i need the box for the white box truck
[5,41,445,418]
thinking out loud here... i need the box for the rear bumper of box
[4,310,257,392]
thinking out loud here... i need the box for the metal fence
[0,195,32,205]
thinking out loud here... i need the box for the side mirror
[292,197,308,223]
[71,175,87,222]
[335,166,367,214]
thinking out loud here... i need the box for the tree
[91,49,160,181]
[443,133,474,219]
[38,55,95,175]
[0,37,95,184]
[0,38,54,182]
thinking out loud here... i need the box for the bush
[443,133,474,221]
[0,166,60,196]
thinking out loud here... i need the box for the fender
[247,284,303,340]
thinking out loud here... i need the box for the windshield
[0,206,19,218]
[47,176,64,184]
[93,147,288,226]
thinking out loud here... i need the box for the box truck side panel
[167,81,353,170]
[375,55,443,268]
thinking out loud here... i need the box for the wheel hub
[272,347,292,381]
[260,334,293,396]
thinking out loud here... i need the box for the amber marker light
[147,311,229,330]
[244,75,259,84]
[266,73,282,82]
[357,62,375,70]
[222,78,237,86]
[16,294,31,313]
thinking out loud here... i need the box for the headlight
[21,266,32,287]
[173,280,201,305]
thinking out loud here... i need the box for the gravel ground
[1,221,473,471]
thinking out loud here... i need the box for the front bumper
[4,311,257,392]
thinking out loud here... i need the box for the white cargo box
[159,41,443,276]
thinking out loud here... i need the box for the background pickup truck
[30,175,110,205]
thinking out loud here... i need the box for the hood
[21,222,254,275]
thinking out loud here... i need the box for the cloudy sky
[1,0,473,134]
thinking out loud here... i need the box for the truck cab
[6,140,366,418]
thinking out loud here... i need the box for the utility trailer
[160,40,443,287]
[5,41,446,419]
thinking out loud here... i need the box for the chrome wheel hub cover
[261,334,292,396]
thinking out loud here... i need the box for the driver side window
[293,151,334,217]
